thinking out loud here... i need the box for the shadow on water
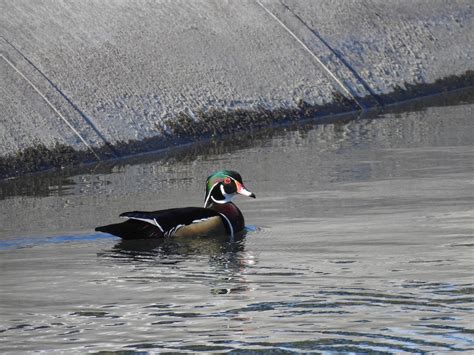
[1,87,472,200]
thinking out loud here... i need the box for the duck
[95,170,255,240]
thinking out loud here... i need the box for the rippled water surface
[1,92,473,353]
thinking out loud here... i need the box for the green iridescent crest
[206,170,232,191]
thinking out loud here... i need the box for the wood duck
[95,170,255,240]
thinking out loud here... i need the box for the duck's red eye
[224,177,231,184]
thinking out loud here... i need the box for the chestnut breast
[209,202,245,234]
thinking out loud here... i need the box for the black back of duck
[95,207,223,239]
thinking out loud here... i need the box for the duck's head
[204,170,256,208]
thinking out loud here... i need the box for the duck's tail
[95,220,161,239]
[95,222,125,237]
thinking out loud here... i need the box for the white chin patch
[211,185,234,204]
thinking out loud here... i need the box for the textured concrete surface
[0,0,473,177]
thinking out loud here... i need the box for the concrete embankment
[0,0,473,178]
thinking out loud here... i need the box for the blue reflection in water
[0,233,118,250]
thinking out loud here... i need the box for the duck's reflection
[103,235,245,259]
[98,233,254,294]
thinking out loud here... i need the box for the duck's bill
[236,181,256,198]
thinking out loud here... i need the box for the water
[1,91,473,353]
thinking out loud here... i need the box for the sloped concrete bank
[0,0,473,179]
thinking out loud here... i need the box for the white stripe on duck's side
[217,213,234,241]
[191,217,213,224]
[120,216,165,233]
[164,224,185,237]
[120,213,234,239]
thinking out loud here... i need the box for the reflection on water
[100,236,248,272]
[100,237,253,297]
[0,90,473,352]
